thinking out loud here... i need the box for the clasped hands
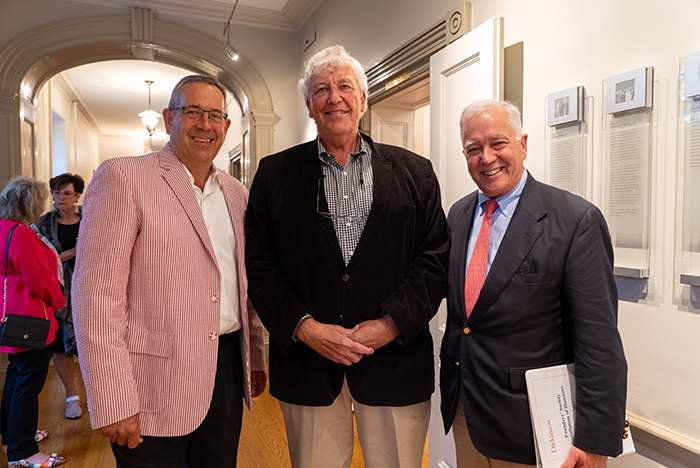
[296,315,400,366]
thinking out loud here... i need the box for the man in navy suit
[440,100,627,468]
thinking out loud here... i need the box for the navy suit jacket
[440,174,627,464]
[246,134,450,407]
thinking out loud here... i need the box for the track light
[223,0,240,61]
[226,27,239,61]
[226,45,240,61]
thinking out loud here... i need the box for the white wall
[74,112,100,185]
[97,136,147,163]
[37,80,100,193]
[300,0,700,464]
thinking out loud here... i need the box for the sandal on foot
[65,395,82,419]
[3,431,47,454]
[8,453,65,467]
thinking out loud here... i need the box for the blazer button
[455,361,460,366]
[462,327,471,335]
[342,274,350,282]
[211,295,219,302]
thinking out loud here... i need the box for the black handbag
[0,224,51,350]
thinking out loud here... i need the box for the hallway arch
[0,7,279,185]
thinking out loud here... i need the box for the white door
[370,78,431,158]
[371,105,416,150]
[428,17,504,468]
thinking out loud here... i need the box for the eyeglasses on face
[51,190,78,198]
[316,177,367,221]
[169,106,228,124]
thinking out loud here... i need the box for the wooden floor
[0,364,429,467]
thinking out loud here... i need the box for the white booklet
[525,364,635,468]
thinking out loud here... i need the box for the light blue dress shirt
[465,170,529,277]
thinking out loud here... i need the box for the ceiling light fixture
[223,0,241,61]
[138,80,161,137]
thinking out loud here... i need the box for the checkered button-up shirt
[318,136,374,266]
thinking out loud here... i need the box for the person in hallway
[37,172,85,420]
[0,176,66,467]
[440,99,627,468]
[73,75,266,468]
[246,45,450,468]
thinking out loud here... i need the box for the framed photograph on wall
[684,50,700,98]
[605,67,652,114]
[547,86,583,127]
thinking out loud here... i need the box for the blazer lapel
[468,176,546,323]
[348,139,392,267]
[300,140,345,268]
[158,145,218,265]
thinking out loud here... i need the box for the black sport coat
[440,174,627,464]
[246,134,450,407]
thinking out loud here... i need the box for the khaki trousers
[279,377,430,468]
[453,390,536,468]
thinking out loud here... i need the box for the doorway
[369,77,431,159]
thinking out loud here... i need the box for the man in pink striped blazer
[73,75,266,467]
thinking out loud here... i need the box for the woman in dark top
[37,173,84,420]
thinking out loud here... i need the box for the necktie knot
[483,199,498,219]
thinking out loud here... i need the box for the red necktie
[464,199,498,318]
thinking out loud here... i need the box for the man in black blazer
[440,100,627,468]
[246,45,449,468]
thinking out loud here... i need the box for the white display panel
[676,54,700,286]
[545,86,587,198]
[602,68,654,278]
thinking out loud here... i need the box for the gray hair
[459,100,524,144]
[168,75,228,112]
[298,45,368,107]
[0,176,49,224]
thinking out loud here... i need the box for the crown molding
[67,0,323,31]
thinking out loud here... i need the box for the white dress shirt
[185,164,241,335]
[466,170,529,277]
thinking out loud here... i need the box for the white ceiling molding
[67,0,324,31]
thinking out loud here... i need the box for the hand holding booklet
[525,364,635,468]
